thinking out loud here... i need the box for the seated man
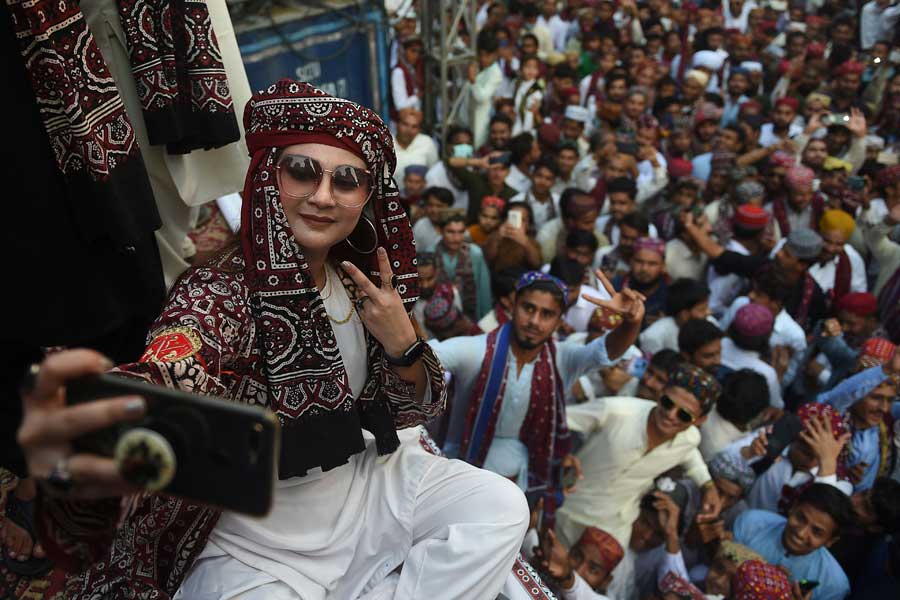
[734,483,852,600]
[639,278,711,355]
[556,364,725,550]
[431,271,643,501]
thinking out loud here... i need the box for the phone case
[67,374,280,516]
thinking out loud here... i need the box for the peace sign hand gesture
[582,268,646,326]
[341,248,418,357]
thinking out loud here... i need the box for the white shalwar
[174,264,528,600]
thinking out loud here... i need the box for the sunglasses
[276,154,373,209]
[659,394,697,424]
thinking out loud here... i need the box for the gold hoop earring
[345,216,378,254]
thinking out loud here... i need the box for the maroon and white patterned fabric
[39,82,446,598]
[5,0,238,184]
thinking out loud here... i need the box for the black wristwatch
[385,337,428,367]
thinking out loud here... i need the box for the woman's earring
[344,216,378,254]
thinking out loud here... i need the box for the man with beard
[808,210,867,301]
[721,68,751,126]
[556,363,725,552]
[478,113,513,157]
[759,97,803,148]
[735,483,852,600]
[770,164,825,236]
[613,237,669,330]
[430,270,644,512]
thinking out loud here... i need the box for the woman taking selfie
[17,81,528,599]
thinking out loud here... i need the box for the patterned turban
[769,151,795,170]
[708,450,756,492]
[732,560,792,600]
[733,303,774,338]
[876,165,900,188]
[658,571,706,600]
[785,165,815,191]
[735,181,765,205]
[797,403,847,440]
[711,150,737,174]
[668,364,721,410]
[633,237,666,258]
[716,540,764,567]
[516,271,569,301]
[577,527,625,572]
[424,283,461,331]
[240,80,421,477]
[480,196,507,212]
[819,209,855,239]
[856,338,897,373]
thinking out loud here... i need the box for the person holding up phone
[18,81,532,600]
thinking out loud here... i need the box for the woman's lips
[299,213,336,225]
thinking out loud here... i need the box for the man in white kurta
[555,364,724,549]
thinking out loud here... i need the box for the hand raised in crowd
[741,427,771,460]
[533,528,575,587]
[798,414,850,478]
[803,112,823,135]
[582,268,646,326]
[499,222,529,246]
[846,107,867,139]
[17,349,146,499]
[341,247,419,358]
[651,490,682,553]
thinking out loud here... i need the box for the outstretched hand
[582,268,645,326]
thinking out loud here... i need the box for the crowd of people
[1,0,899,600]
[386,0,900,598]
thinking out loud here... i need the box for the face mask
[452,143,474,158]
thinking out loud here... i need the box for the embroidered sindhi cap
[668,363,721,411]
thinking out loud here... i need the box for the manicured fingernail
[124,396,146,416]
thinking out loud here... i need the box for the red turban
[834,61,865,76]
[798,403,846,440]
[633,237,666,258]
[785,165,815,191]
[732,560,792,600]
[861,338,897,364]
[577,527,624,572]
[835,292,878,317]
[734,205,770,230]
[668,157,693,179]
[774,97,800,112]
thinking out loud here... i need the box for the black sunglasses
[659,394,696,424]
[276,154,372,208]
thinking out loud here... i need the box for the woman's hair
[717,369,769,428]
[727,323,770,355]
[678,319,724,356]
[665,279,710,317]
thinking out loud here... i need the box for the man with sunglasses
[555,364,725,554]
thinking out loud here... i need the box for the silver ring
[45,457,73,492]
[355,296,370,310]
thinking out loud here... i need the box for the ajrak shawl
[39,81,446,598]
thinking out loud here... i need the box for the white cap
[740,61,764,73]
[564,105,591,124]
[865,135,885,150]
[685,69,710,87]
[692,50,726,71]
[767,0,788,11]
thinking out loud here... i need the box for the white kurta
[719,296,807,355]
[720,337,783,409]
[175,267,529,599]
[556,397,712,548]
[707,239,751,318]
[807,244,867,296]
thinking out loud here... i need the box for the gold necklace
[327,303,355,324]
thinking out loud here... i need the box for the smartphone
[66,374,280,516]
[798,579,819,593]
[752,413,803,475]
[561,466,579,490]
[507,209,523,229]
[821,113,850,127]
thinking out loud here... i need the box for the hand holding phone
[507,209,523,230]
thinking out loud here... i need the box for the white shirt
[425,161,469,213]
[471,63,504,149]
[719,296,807,355]
[556,397,711,548]
[511,190,560,231]
[860,1,900,49]
[429,332,614,469]
[391,66,420,112]
[639,316,680,355]
[564,284,606,333]
[699,407,747,461]
[393,133,439,193]
[707,238,750,318]
[506,164,532,194]
[758,122,803,148]
[720,337,783,409]
[808,243,867,296]
[412,218,442,250]
[666,238,708,281]
[512,80,544,135]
